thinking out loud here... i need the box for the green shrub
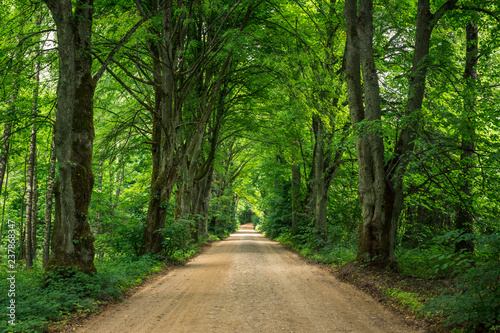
[425,232,500,332]
[162,218,196,262]
[396,245,452,279]
[0,254,164,332]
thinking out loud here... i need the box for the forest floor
[65,223,425,333]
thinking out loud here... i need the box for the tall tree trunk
[141,0,248,253]
[345,0,457,267]
[0,124,11,198]
[0,31,20,199]
[345,0,391,266]
[455,20,478,253]
[93,155,104,234]
[383,0,458,261]
[43,135,56,268]
[24,138,35,267]
[177,126,205,239]
[25,51,41,268]
[200,167,214,237]
[19,157,27,260]
[141,0,178,254]
[31,169,38,259]
[233,194,239,224]
[190,169,211,240]
[291,148,301,235]
[44,0,96,274]
[0,158,9,243]
[113,161,124,210]
[313,116,328,240]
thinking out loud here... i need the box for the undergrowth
[0,253,164,332]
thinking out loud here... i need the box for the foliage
[257,179,293,240]
[396,245,451,279]
[425,232,500,332]
[0,254,163,332]
[209,187,240,238]
[382,287,428,319]
[161,218,197,263]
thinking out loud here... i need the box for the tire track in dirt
[75,224,424,333]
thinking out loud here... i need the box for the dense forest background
[0,0,499,332]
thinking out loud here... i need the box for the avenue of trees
[0,0,499,331]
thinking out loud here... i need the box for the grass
[382,287,429,319]
[0,253,166,332]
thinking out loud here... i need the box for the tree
[43,0,147,273]
[140,0,254,253]
[345,0,460,267]
[455,19,478,253]
[42,0,97,274]
[345,0,390,265]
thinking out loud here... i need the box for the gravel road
[75,223,422,333]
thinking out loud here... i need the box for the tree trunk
[383,0,458,261]
[291,149,301,235]
[93,155,104,234]
[345,0,392,266]
[345,0,457,267]
[31,169,38,259]
[141,0,178,254]
[0,158,9,244]
[194,166,214,239]
[25,53,41,268]
[19,157,27,260]
[43,135,56,268]
[114,161,124,210]
[44,0,96,274]
[455,20,478,253]
[0,124,11,199]
[313,116,328,240]
[0,33,19,199]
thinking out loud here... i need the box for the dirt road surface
[76,224,422,333]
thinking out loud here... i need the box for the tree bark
[43,135,56,268]
[25,51,41,268]
[193,166,214,239]
[455,20,478,254]
[0,157,9,244]
[141,0,178,254]
[291,148,301,235]
[0,29,20,199]
[31,169,38,259]
[312,116,328,240]
[19,157,27,260]
[345,0,392,266]
[0,124,11,199]
[345,0,458,267]
[44,0,96,274]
